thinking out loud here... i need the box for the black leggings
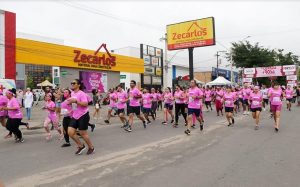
[175,103,187,124]
[6,118,22,139]
[151,101,158,117]
[63,116,71,143]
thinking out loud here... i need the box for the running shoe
[87,147,95,155]
[191,124,196,129]
[228,123,232,127]
[162,121,167,125]
[232,118,235,124]
[147,121,151,125]
[25,123,30,130]
[125,126,132,132]
[184,129,191,135]
[104,120,110,124]
[255,126,259,130]
[143,121,147,128]
[61,143,71,147]
[185,122,187,126]
[75,144,86,155]
[90,124,96,132]
[16,138,24,143]
[200,124,203,131]
[173,123,178,128]
[46,133,52,141]
[170,119,174,124]
[275,127,279,132]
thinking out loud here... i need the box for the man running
[185,80,204,135]
[124,80,146,132]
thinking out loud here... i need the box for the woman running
[285,85,293,111]
[173,85,187,128]
[268,82,284,132]
[204,87,213,111]
[162,87,174,125]
[215,87,224,116]
[43,93,63,141]
[142,88,152,125]
[242,84,251,115]
[104,88,118,124]
[157,89,163,111]
[116,85,129,128]
[1,89,24,143]
[223,86,235,127]
[249,86,263,130]
[60,89,73,147]
[0,90,8,130]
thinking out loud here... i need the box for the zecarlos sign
[167,17,215,50]
[16,38,144,73]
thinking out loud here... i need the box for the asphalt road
[0,105,300,187]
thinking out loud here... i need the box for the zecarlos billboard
[167,17,215,50]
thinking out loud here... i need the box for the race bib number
[273,97,281,102]
[225,100,231,105]
[61,109,68,115]
[95,104,100,109]
[143,100,148,105]
[72,103,77,110]
[189,97,194,102]
[252,101,260,106]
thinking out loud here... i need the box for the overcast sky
[1,0,300,70]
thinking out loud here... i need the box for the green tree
[228,41,299,86]
[26,75,34,89]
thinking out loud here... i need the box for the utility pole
[216,51,226,78]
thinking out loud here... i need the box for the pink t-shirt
[188,87,203,109]
[285,89,293,99]
[163,93,173,104]
[61,100,73,117]
[129,87,141,107]
[215,90,224,101]
[142,93,152,108]
[232,91,237,101]
[7,97,23,119]
[117,91,128,109]
[249,92,262,109]
[204,90,212,101]
[70,90,89,120]
[242,88,251,100]
[174,91,185,104]
[109,92,118,108]
[46,100,57,119]
[151,93,158,102]
[269,89,282,106]
[223,92,235,108]
[0,95,8,117]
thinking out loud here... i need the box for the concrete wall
[60,67,120,92]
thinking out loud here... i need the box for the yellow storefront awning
[16,38,144,73]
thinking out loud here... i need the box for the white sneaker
[243,111,246,115]
[263,108,266,111]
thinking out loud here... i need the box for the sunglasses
[71,82,77,85]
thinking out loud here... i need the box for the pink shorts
[44,117,58,129]
[271,104,282,112]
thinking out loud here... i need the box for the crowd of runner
[0,78,299,155]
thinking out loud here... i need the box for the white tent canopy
[195,78,205,85]
[206,76,232,86]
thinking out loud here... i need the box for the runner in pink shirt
[142,88,152,125]
[204,87,213,111]
[215,87,224,116]
[162,87,174,125]
[242,84,251,115]
[43,93,63,141]
[0,89,24,143]
[60,89,73,147]
[223,87,236,127]
[173,85,187,128]
[285,85,293,111]
[116,85,129,128]
[185,80,204,135]
[249,86,263,130]
[104,88,118,124]
[67,79,94,155]
[0,90,8,130]
[150,88,158,120]
[268,82,284,132]
[124,80,146,132]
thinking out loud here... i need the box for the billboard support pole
[188,47,194,80]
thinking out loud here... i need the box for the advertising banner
[79,71,107,93]
[255,66,282,77]
[167,17,215,50]
[243,65,297,78]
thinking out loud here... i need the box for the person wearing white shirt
[260,85,269,111]
[24,88,34,120]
